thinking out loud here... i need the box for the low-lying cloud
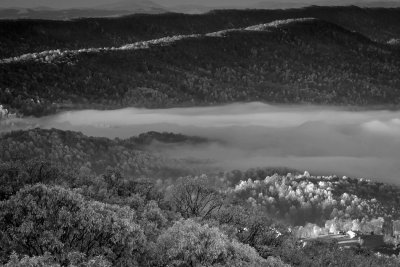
[3,102,400,183]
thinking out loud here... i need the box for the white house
[347,230,357,239]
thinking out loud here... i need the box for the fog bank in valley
[2,102,400,183]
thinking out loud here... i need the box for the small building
[347,230,357,239]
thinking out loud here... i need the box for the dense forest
[2,17,400,116]
[1,129,400,266]
[0,128,212,178]
[1,6,400,58]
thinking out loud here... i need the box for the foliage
[168,175,224,219]
[0,159,73,200]
[0,184,145,266]
[1,7,400,59]
[230,173,400,226]
[2,15,400,116]
[4,252,112,267]
[293,239,400,267]
[0,129,201,178]
[155,219,268,266]
[4,252,60,267]
[1,139,400,266]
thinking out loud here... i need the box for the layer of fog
[2,102,400,184]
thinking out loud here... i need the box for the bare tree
[170,176,223,219]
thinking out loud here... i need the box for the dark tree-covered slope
[0,128,208,177]
[1,6,400,58]
[1,18,400,115]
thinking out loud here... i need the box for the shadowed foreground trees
[0,160,76,201]
[4,252,111,267]
[0,184,145,266]
[154,219,276,267]
[0,158,400,266]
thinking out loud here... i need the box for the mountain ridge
[95,0,165,11]
[2,16,399,116]
[1,6,400,59]
[0,17,380,64]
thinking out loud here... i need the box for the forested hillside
[0,129,211,178]
[1,6,400,58]
[1,129,400,266]
[232,173,400,226]
[2,128,400,227]
[2,18,400,116]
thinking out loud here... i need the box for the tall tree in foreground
[0,184,145,266]
[155,219,288,267]
[168,176,224,219]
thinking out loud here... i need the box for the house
[346,230,357,239]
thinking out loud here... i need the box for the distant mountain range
[1,0,400,19]
[2,6,400,59]
[0,8,160,20]
[0,0,166,20]
[96,0,164,11]
[2,10,400,116]
[170,1,400,13]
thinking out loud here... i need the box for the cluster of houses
[341,230,385,249]
[302,219,400,251]
[340,219,400,249]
